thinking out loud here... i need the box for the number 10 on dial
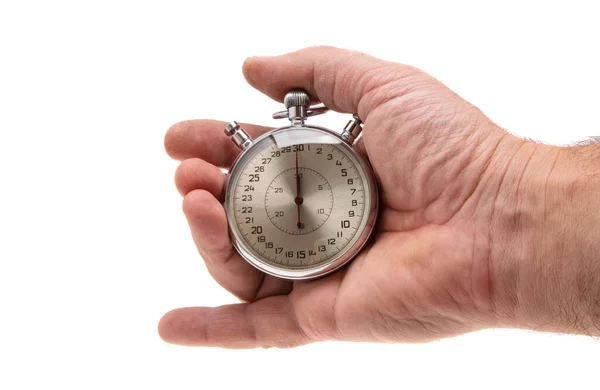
[223,90,378,280]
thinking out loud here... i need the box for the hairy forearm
[490,139,600,335]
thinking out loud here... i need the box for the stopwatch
[223,89,378,280]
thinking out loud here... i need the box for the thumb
[242,46,417,120]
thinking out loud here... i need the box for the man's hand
[159,46,600,348]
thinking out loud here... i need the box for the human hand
[159,46,600,348]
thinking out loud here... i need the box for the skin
[159,46,600,348]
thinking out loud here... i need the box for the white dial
[227,128,374,275]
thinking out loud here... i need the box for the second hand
[294,145,304,229]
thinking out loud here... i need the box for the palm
[159,46,511,347]
[296,225,475,343]
[288,96,499,342]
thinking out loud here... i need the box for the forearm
[490,139,600,335]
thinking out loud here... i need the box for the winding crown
[284,90,311,109]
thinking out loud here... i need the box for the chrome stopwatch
[223,89,378,280]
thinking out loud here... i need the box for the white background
[1,1,599,389]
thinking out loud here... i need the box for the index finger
[164,120,272,166]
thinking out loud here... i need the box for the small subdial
[265,167,333,235]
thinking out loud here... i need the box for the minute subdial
[265,167,333,235]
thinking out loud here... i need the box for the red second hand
[295,146,303,229]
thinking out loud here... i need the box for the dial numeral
[250,226,263,234]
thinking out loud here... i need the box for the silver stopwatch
[223,90,378,280]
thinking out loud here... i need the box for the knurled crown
[284,90,310,109]
[224,121,240,136]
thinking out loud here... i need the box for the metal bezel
[224,124,378,281]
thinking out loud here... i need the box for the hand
[159,46,600,348]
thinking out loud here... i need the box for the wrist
[489,139,600,334]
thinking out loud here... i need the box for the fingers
[182,189,264,301]
[158,296,309,348]
[174,158,225,198]
[158,273,345,348]
[164,119,272,165]
[242,46,412,119]
[176,160,293,301]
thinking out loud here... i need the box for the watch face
[225,126,378,280]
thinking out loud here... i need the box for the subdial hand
[295,146,304,229]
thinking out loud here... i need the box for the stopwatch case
[223,124,379,281]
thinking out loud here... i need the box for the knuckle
[289,294,330,342]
